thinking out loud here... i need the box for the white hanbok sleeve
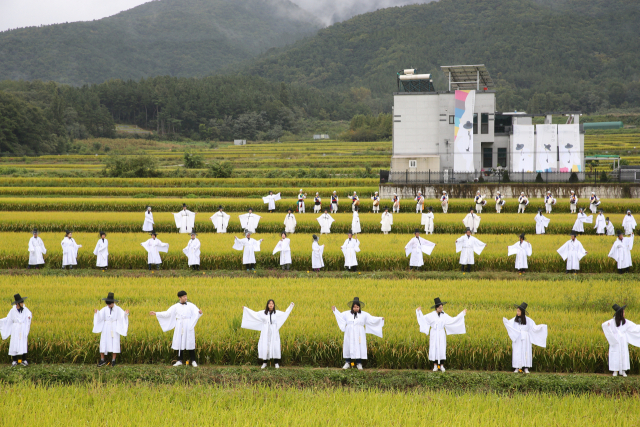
[354,240,361,253]
[117,308,129,337]
[626,234,634,252]
[455,238,463,254]
[273,241,283,255]
[155,305,177,332]
[262,196,270,205]
[241,307,264,332]
[404,240,415,257]
[444,311,466,335]
[416,309,431,335]
[364,312,384,338]
[233,237,245,251]
[273,193,281,202]
[333,309,346,332]
[556,241,570,261]
[528,318,548,348]
[602,320,619,347]
[0,316,8,340]
[420,238,436,256]
[472,237,486,255]
[624,320,640,348]
[584,215,593,224]
[275,304,294,331]
[92,309,104,334]
[253,239,262,252]
[189,304,203,330]
[156,240,169,253]
[503,318,520,342]
[507,243,519,257]
[173,213,181,229]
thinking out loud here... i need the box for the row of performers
[2,292,638,377]
[26,227,634,274]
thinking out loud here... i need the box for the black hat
[469,208,474,212]
[570,230,577,237]
[150,230,157,236]
[384,207,389,211]
[244,229,251,235]
[312,234,318,241]
[617,230,624,237]
[514,302,528,313]
[190,229,198,236]
[465,227,471,232]
[102,292,118,304]
[281,231,287,236]
[248,208,253,212]
[354,206,359,212]
[287,208,292,212]
[431,297,446,309]
[520,233,525,240]
[32,228,38,234]
[99,230,106,237]
[537,208,542,213]
[218,205,223,210]
[12,294,26,305]
[65,229,72,236]
[347,230,353,235]
[612,304,626,313]
[428,206,433,212]
[414,228,420,233]
[182,203,187,208]
[177,290,187,297]
[348,297,364,309]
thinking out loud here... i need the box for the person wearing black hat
[405,229,436,270]
[210,206,230,233]
[242,300,295,369]
[143,206,154,232]
[622,210,636,236]
[141,230,169,270]
[150,290,203,367]
[351,206,361,234]
[462,208,480,234]
[263,190,281,213]
[311,235,324,272]
[93,292,129,367]
[28,229,46,269]
[183,230,201,271]
[61,230,82,270]
[508,234,532,273]
[455,227,486,272]
[503,302,547,374]
[332,297,384,370]
[608,230,634,274]
[284,208,297,234]
[557,231,587,274]
[0,294,32,366]
[314,192,322,214]
[273,231,292,270]
[605,217,615,236]
[381,207,393,234]
[317,208,334,234]
[173,203,196,234]
[594,209,606,235]
[534,209,550,235]
[239,208,261,234]
[602,304,640,377]
[341,230,360,272]
[421,206,434,234]
[416,298,467,372]
[233,230,263,271]
[572,207,592,234]
[93,231,109,270]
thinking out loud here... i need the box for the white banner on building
[453,90,475,172]
[558,124,581,172]
[512,124,535,172]
[535,124,558,172]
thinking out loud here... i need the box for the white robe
[508,241,532,269]
[174,210,196,233]
[594,214,606,234]
[273,238,292,265]
[262,193,281,210]
[141,238,169,264]
[92,305,129,353]
[380,212,393,232]
[28,236,46,265]
[210,211,230,233]
[455,235,486,265]
[351,212,361,234]
[333,309,384,360]
[416,309,466,362]
[239,213,261,233]
[605,221,615,236]
[503,316,547,368]
[572,213,592,232]
[143,211,154,232]
[93,238,109,267]
[608,235,634,269]
[623,215,637,235]
[602,319,640,372]
[0,306,32,356]
[557,239,587,270]
[241,305,293,360]
[421,212,434,233]
[317,214,334,234]
[155,302,202,352]
[441,195,449,213]
[341,238,360,267]
[569,196,579,212]
[534,214,550,235]
[544,196,555,213]
[474,195,484,213]
[183,238,201,266]
[495,196,505,212]
[61,237,82,266]
[589,196,600,214]
[312,242,324,268]
[462,213,481,233]
[233,237,261,264]
[284,214,297,234]
[404,236,435,267]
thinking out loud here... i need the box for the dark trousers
[177,350,196,363]
[245,263,256,270]
[148,264,160,270]
[190,264,200,271]
[12,354,26,362]
[618,267,631,274]
[260,358,281,364]
[281,264,291,270]
[461,264,471,272]
[61,265,74,270]
[566,269,578,274]
[346,266,358,272]
[27,265,43,269]
[345,358,362,365]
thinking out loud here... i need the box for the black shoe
[110,360,117,367]
[148,264,152,270]
[98,360,107,367]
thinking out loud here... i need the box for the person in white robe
[474,191,485,214]
[332,297,384,370]
[441,191,449,214]
[351,192,359,212]
[569,191,578,213]
[544,191,555,214]
[143,206,154,232]
[602,304,640,377]
[150,290,203,367]
[317,209,334,234]
[605,217,615,236]
[371,191,380,213]
[141,230,169,270]
[28,229,46,269]
[351,207,361,234]
[0,294,32,366]
[174,204,196,234]
[405,229,436,270]
[183,230,201,271]
[608,230,634,273]
[263,191,281,213]
[462,208,481,234]
[239,208,261,234]
[455,228,487,272]
[93,292,129,367]
[313,192,323,213]
[242,300,294,369]
[381,207,393,234]
[534,209,551,235]
[572,208,592,233]
[392,193,400,213]
[233,230,262,271]
[61,230,82,269]
[93,231,109,269]
[503,302,547,373]
[273,232,292,270]
[415,191,424,214]
[331,191,339,213]
[416,298,466,372]
[517,192,529,213]
[421,206,435,234]
[594,210,606,235]
[341,231,360,271]
[589,192,600,214]
[508,234,532,273]
[297,190,307,213]
[622,210,637,236]
[210,206,230,233]
[283,209,297,234]
[495,191,505,213]
[311,235,324,272]
[557,231,587,273]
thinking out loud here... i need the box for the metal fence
[382,170,618,185]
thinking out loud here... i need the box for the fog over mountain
[291,0,437,25]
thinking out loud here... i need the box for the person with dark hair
[608,231,633,274]
[173,203,195,234]
[462,208,480,234]
[263,190,281,213]
[239,208,261,233]
[0,294,32,366]
[557,231,587,274]
[332,297,384,370]
[141,230,169,270]
[503,303,547,374]
[143,206,154,232]
[150,290,203,367]
[242,300,295,369]
[605,217,615,236]
[61,230,82,270]
[311,235,324,272]
[416,298,466,372]
[273,231,292,270]
[455,227,486,272]
[508,234,532,273]
[93,231,109,270]
[341,230,360,272]
[594,209,606,235]
[572,207,592,234]
[405,229,436,270]
[284,208,297,234]
[28,229,46,269]
[534,209,550,235]
[233,230,262,271]
[602,304,640,377]
[317,208,334,234]
[210,206,230,233]
[183,230,201,271]
[93,292,129,367]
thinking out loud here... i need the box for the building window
[449,115,454,124]
[494,114,512,134]
[409,160,417,168]
[481,113,489,134]
[497,148,507,167]
[482,148,493,169]
[473,113,478,134]
[636,172,640,180]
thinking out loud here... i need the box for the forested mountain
[0,0,321,85]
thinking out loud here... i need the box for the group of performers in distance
[3,292,639,377]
